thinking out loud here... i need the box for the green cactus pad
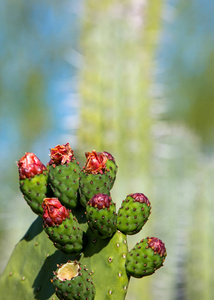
[19,171,49,216]
[43,212,84,254]
[49,161,81,209]
[125,237,167,278]
[86,194,117,239]
[0,216,129,300]
[79,171,111,207]
[52,260,95,300]
[117,193,151,235]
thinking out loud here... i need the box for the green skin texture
[20,171,49,216]
[86,201,117,239]
[53,262,96,300]
[126,238,166,278]
[117,196,151,235]
[0,211,129,300]
[44,212,84,254]
[79,171,111,207]
[105,159,117,189]
[48,160,81,209]
[1,152,166,299]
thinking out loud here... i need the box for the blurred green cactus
[0,144,166,299]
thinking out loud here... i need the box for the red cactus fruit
[103,151,116,163]
[88,193,112,209]
[84,150,107,174]
[42,198,70,227]
[128,193,150,205]
[17,152,47,180]
[49,143,74,165]
[147,237,166,257]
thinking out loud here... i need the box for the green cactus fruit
[52,260,95,300]
[126,237,167,278]
[79,150,115,207]
[17,152,49,216]
[42,198,83,254]
[117,193,151,235]
[86,193,117,239]
[103,151,118,189]
[48,143,81,209]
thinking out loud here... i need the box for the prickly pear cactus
[0,143,167,300]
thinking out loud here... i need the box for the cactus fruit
[103,151,118,188]
[117,193,151,235]
[125,237,167,278]
[48,143,81,209]
[0,144,167,300]
[42,198,83,254]
[86,193,117,239]
[17,152,49,215]
[79,150,114,207]
[52,261,96,300]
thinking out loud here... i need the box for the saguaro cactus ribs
[0,143,167,300]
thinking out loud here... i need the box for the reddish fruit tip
[103,151,116,163]
[88,193,112,209]
[17,152,46,180]
[147,237,166,257]
[42,198,70,227]
[84,150,107,174]
[128,193,150,206]
[49,143,74,165]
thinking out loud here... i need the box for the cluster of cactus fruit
[13,143,166,299]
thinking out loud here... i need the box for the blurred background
[1,0,214,299]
